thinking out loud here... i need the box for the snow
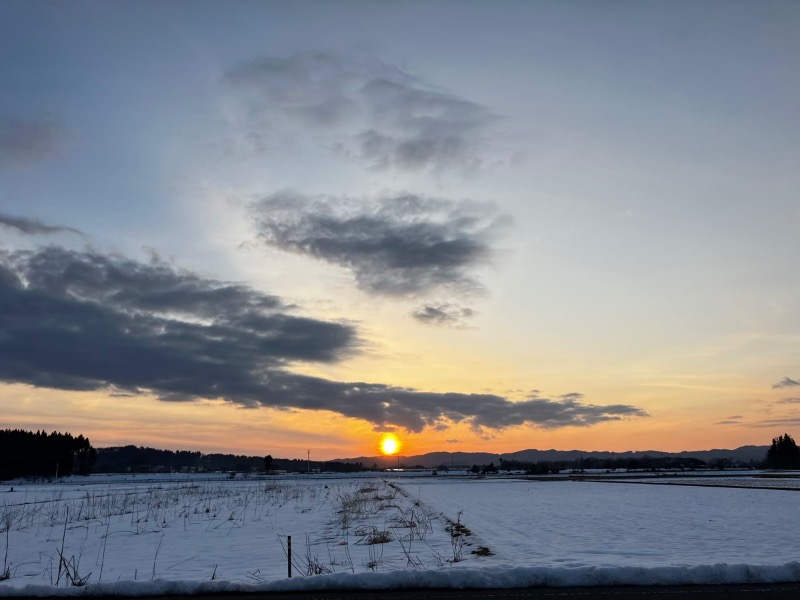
[0,474,798,595]
[620,475,800,490]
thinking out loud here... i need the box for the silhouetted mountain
[337,445,769,469]
[90,443,769,474]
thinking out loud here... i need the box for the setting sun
[380,433,400,456]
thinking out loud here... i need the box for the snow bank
[2,562,799,597]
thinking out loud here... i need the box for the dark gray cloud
[250,191,507,328]
[224,52,498,173]
[251,191,506,297]
[0,246,354,395]
[773,377,800,389]
[0,213,85,238]
[412,303,475,327]
[0,118,68,167]
[16,246,285,320]
[355,77,496,172]
[0,246,647,432]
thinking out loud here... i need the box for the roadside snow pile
[2,562,800,596]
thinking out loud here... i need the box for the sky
[1,0,799,460]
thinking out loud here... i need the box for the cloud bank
[0,243,646,432]
[0,246,354,396]
[224,51,498,173]
[254,375,648,433]
[250,192,506,297]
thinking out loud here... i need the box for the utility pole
[287,536,292,578]
[307,450,310,474]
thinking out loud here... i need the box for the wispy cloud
[714,415,744,425]
[0,118,69,167]
[776,397,800,404]
[0,213,85,238]
[0,246,647,432]
[250,191,507,297]
[224,51,499,173]
[751,417,800,428]
[772,377,800,389]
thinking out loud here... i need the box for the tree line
[2,429,797,480]
[94,445,365,474]
[0,429,96,480]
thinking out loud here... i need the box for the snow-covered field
[620,475,800,490]
[0,474,798,596]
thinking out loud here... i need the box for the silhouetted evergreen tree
[765,433,800,469]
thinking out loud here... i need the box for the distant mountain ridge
[338,445,769,468]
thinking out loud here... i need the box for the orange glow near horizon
[0,383,791,462]
[380,433,400,456]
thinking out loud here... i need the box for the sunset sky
[2,1,799,460]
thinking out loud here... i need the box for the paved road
[22,583,798,600]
